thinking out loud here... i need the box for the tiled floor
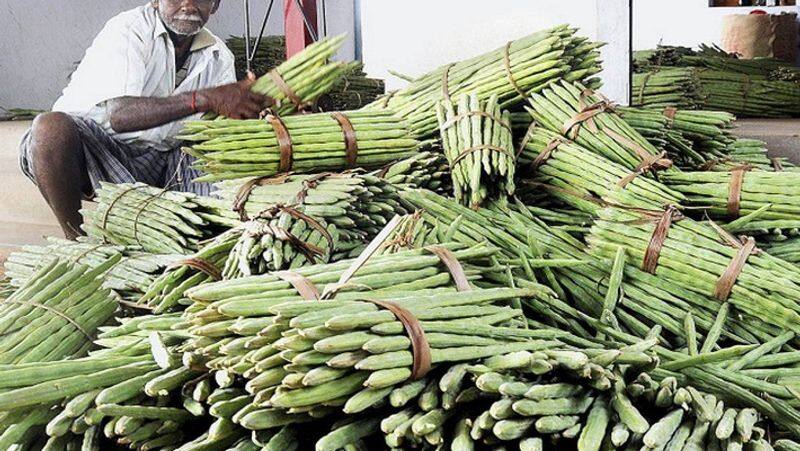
[733,118,800,164]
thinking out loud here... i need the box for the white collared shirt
[52,4,235,150]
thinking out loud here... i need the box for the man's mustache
[173,13,203,22]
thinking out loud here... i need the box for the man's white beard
[158,9,204,36]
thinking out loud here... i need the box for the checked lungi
[19,115,212,196]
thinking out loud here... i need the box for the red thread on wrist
[190,91,198,113]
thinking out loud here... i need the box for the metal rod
[293,0,319,42]
[320,0,327,38]
[243,0,252,73]
[627,0,633,106]
[249,0,276,67]
[353,0,362,61]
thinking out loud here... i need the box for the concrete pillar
[596,0,632,105]
[284,0,318,57]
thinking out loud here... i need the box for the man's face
[154,0,218,36]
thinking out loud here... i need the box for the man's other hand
[197,73,274,119]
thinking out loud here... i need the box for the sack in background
[721,12,798,63]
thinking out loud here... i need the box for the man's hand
[196,72,274,119]
[107,73,275,133]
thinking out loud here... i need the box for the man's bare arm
[107,76,272,133]
[107,93,195,133]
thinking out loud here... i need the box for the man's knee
[29,112,80,164]
[31,112,77,142]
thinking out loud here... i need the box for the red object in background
[749,9,768,14]
[284,0,318,58]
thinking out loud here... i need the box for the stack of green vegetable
[588,206,800,338]
[617,106,736,166]
[0,107,45,121]
[634,44,737,70]
[247,34,358,116]
[663,170,800,238]
[400,189,684,337]
[696,69,800,118]
[2,300,790,450]
[212,171,411,243]
[180,110,420,182]
[517,126,684,213]
[527,104,797,174]
[682,53,800,79]
[0,278,13,300]
[248,288,553,416]
[212,172,413,274]
[138,229,238,313]
[437,93,515,207]
[401,191,759,353]
[632,45,695,71]
[371,151,452,194]
[631,68,705,109]
[525,291,800,438]
[764,237,800,265]
[536,103,796,173]
[9,22,800,449]
[366,25,604,138]
[514,106,736,169]
[0,257,120,364]
[7,215,800,448]
[527,80,674,175]
[184,242,506,318]
[226,35,286,80]
[141,172,415,310]
[632,67,800,117]
[2,237,180,302]
[400,190,800,434]
[697,138,798,173]
[221,207,343,278]
[375,212,439,256]
[81,182,230,254]
[0,312,196,450]
[5,202,800,447]
[631,46,800,117]
[316,64,386,111]
[176,243,532,427]
[376,343,778,450]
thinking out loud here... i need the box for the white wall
[634,1,798,52]
[359,0,632,103]
[0,0,355,110]
[597,0,632,104]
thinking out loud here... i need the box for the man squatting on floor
[19,0,275,238]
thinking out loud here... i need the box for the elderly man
[20,0,272,238]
